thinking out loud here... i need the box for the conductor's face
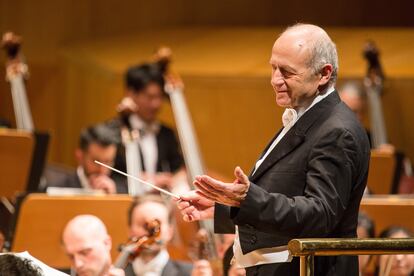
[270,31,327,109]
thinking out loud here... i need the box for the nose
[395,254,405,262]
[73,255,84,269]
[271,69,285,87]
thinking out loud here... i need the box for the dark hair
[127,194,172,226]
[125,63,165,94]
[358,212,375,238]
[79,124,119,151]
[0,254,43,276]
[379,225,413,238]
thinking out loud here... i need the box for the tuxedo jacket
[124,259,192,276]
[105,118,184,175]
[215,91,371,276]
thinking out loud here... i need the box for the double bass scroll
[1,32,33,131]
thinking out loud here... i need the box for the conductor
[177,23,370,276]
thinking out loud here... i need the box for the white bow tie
[282,108,298,128]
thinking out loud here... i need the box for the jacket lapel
[250,126,305,182]
[249,91,341,182]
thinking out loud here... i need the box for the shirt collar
[76,166,91,189]
[129,114,160,135]
[132,249,169,275]
[282,86,335,128]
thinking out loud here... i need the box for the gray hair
[284,24,339,86]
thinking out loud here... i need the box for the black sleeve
[214,203,236,234]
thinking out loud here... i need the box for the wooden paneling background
[1,1,414,179]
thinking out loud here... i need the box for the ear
[318,64,333,86]
[166,224,174,243]
[75,148,83,164]
[104,235,112,251]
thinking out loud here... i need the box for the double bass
[363,41,413,193]
[1,32,49,193]
[1,32,33,131]
[156,47,221,267]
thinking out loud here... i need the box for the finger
[195,182,221,201]
[200,175,225,188]
[196,189,219,203]
[181,205,196,216]
[199,176,235,193]
[177,200,190,210]
[179,190,201,201]
[235,166,249,184]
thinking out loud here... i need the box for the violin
[114,219,161,269]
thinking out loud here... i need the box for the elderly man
[62,215,124,276]
[177,23,370,276]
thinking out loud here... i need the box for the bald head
[277,24,338,85]
[63,215,112,276]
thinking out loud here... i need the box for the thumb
[234,166,249,184]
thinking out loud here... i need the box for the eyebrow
[269,62,297,73]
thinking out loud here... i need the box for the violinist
[62,214,125,276]
[125,195,212,276]
[47,124,127,194]
[105,63,184,192]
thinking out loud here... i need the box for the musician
[0,254,43,276]
[377,226,414,276]
[177,23,370,276]
[62,214,125,276]
[106,63,184,191]
[125,194,212,276]
[338,82,366,122]
[357,212,375,275]
[47,124,127,194]
[339,81,395,154]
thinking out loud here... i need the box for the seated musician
[125,194,212,276]
[47,124,127,194]
[376,226,414,276]
[357,212,375,276]
[105,63,184,192]
[62,214,125,276]
[0,254,43,276]
[338,81,395,154]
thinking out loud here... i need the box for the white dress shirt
[132,249,169,276]
[129,114,160,175]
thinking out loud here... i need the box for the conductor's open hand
[194,166,250,207]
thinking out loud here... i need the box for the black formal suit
[215,91,371,276]
[46,170,128,194]
[105,118,184,175]
[47,171,82,189]
[124,260,192,276]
